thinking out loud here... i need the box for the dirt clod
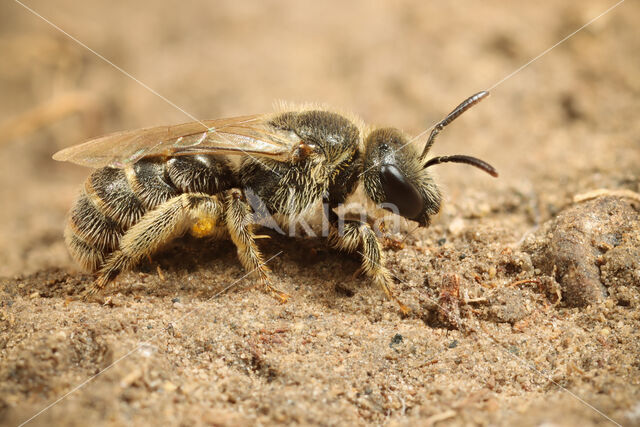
[487,287,532,324]
[523,196,640,306]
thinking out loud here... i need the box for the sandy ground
[1,1,639,425]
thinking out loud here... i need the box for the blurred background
[0,0,638,277]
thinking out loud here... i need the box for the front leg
[225,189,289,303]
[325,203,410,314]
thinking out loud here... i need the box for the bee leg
[329,220,410,315]
[225,189,289,303]
[87,193,224,296]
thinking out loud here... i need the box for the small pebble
[389,333,403,347]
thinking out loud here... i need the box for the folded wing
[53,114,299,168]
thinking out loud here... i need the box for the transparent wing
[52,114,300,168]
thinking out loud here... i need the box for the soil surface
[1,1,639,426]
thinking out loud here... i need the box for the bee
[54,91,497,313]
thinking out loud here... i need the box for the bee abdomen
[66,165,150,271]
[166,155,236,194]
[68,193,124,249]
[127,159,180,209]
[64,227,106,271]
[87,167,147,228]
[66,191,124,271]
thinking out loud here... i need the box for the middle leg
[225,189,289,303]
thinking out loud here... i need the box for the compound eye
[380,164,424,219]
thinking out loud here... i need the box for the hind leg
[89,193,224,294]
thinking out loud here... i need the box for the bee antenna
[424,154,498,177]
[419,91,490,161]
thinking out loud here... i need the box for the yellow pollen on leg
[191,217,216,238]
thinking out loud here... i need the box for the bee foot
[82,284,103,301]
[394,298,411,316]
[262,282,290,304]
[82,275,110,301]
[381,282,411,315]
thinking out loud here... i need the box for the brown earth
[1,1,639,426]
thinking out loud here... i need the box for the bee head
[362,128,439,226]
[362,127,498,227]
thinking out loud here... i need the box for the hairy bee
[54,91,497,313]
